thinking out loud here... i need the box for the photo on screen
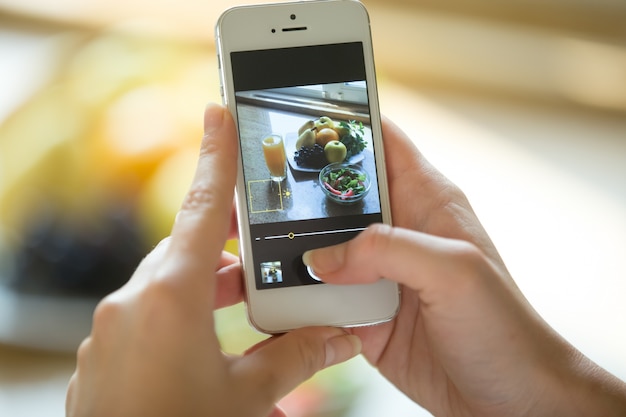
[235,82,381,226]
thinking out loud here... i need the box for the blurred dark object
[3,202,148,297]
[0,26,217,299]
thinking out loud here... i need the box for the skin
[67,104,626,417]
[65,103,361,417]
[303,117,626,416]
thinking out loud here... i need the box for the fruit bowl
[286,132,364,173]
[319,163,371,205]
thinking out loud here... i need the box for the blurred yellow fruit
[137,146,197,243]
[0,27,222,255]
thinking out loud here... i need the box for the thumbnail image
[260,261,283,284]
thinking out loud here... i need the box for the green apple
[324,140,347,163]
[314,116,334,131]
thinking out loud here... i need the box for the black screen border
[231,41,382,290]
[231,42,366,92]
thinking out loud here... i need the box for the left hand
[65,103,361,417]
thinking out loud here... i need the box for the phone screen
[232,42,383,290]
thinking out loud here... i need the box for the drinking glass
[261,134,286,182]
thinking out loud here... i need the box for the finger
[381,115,427,181]
[214,255,244,309]
[122,237,172,288]
[381,117,459,227]
[65,372,77,415]
[218,249,239,269]
[138,237,172,271]
[164,103,238,281]
[236,327,361,404]
[228,198,239,240]
[302,223,490,305]
[268,405,287,417]
[243,335,276,356]
[382,117,508,274]
[382,115,451,190]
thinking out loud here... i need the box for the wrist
[538,341,626,416]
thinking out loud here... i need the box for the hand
[66,103,361,417]
[304,117,626,416]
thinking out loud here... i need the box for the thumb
[301,223,484,295]
[237,327,361,404]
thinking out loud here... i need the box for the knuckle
[66,373,77,414]
[345,224,397,280]
[140,279,178,312]
[200,133,221,156]
[259,333,324,396]
[91,296,123,334]
[451,240,484,265]
[75,337,92,368]
[91,284,177,335]
[293,334,325,376]
[446,241,480,274]
[443,180,467,202]
[132,280,172,318]
[180,183,218,213]
[360,223,395,257]
[138,279,199,327]
[446,240,492,290]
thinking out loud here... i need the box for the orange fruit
[316,127,339,147]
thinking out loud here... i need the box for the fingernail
[302,245,344,276]
[302,250,313,267]
[155,236,172,248]
[324,334,362,368]
[204,102,224,135]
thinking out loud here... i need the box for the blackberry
[294,144,326,169]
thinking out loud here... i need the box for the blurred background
[0,0,625,416]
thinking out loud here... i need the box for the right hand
[304,117,626,416]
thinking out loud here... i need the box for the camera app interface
[231,42,383,290]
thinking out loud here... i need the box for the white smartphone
[215,0,399,333]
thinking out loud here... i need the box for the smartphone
[215,0,399,333]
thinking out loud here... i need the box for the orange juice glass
[262,134,286,181]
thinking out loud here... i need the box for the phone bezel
[216,0,398,333]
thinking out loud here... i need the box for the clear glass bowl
[318,163,371,205]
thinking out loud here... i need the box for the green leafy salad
[322,167,367,199]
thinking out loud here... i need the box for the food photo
[235,85,382,225]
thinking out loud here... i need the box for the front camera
[271,28,276,33]
[290,14,296,20]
